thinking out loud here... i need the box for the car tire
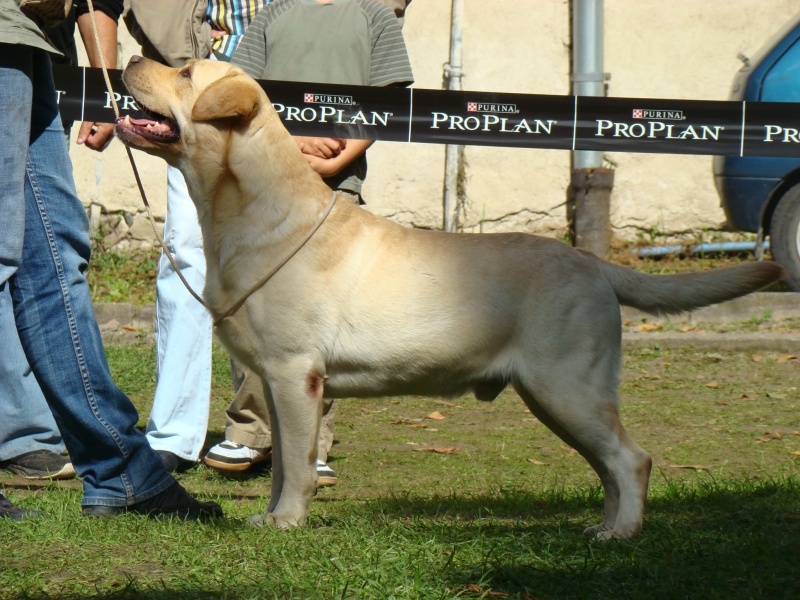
[770,185,800,291]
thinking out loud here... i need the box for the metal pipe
[443,0,464,232]
[632,241,770,257]
[572,0,605,170]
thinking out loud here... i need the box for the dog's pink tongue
[129,116,173,134]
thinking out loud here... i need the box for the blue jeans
[0,46,174,506]
[0,285,66,461]
[146,166,212,461]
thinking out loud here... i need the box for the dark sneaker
[204,441,271,472]
[0,492,40,521]
[0,450,76,480]
[316,459,337,488]
[156,450,196,474]
[81,481,223,521]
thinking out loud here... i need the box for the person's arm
[295,137,347,159]
[75,9,118,151]
[303,139,374,179]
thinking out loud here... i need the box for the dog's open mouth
[115,107,179,144]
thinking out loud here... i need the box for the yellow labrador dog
[116,56,786,539]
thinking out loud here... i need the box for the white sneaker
[204,441,271,472]
[316,459,337,487]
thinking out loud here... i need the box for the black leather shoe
[157,450,196,474]
[81,481,223,520]
[0,492,40,521]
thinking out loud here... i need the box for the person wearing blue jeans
[0,0,123,484]
[0,285,74,480]
[0,2,223,521]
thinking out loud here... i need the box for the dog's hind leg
[513,368,652,540]
[248,363,322,528]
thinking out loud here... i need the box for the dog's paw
[583,523,639,541]
[247,511,303,529]
[246,512,270,528]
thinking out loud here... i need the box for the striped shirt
[206,0,270,59]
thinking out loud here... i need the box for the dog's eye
[179,68,191,79]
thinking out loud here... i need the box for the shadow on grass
[8,478,799,600]
[360,476,800,599]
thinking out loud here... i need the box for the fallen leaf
[706,419,717,425]
[669,464,709,471]
[434,400,457,407]
[361,407,384,414]
[391,418,423,425]
[527,458,549,466]
[704,381,720,389]
[410,423,428,429]
[791,451,800,456]
[751,354,763,363]
[777,355,798,362]
[414,447,458,454]
[764,431,784,440]
[560,445,577,456]
[637,323,662,332]
[121,325,138,332]
[426,411,446,420]
[681,324,698,332]
[464,585,482,593]
[766,392,787,400]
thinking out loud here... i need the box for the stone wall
[69,0,800,249]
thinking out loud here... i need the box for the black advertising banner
[52,65,800,158]
[575,96,743,156]
[410,89,574,150]
[55,66,132,124]
[257,79,411,142]
[741,101,800,158]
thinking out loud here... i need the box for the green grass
[2,344,799,599]
[87,246,160,306]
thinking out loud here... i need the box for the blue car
[713,13,800,290]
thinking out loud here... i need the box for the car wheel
[770,185,800,291]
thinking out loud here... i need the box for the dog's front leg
[249,364,323,528]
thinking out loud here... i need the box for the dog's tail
[595,258,787,316]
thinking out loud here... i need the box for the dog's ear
[192,75,260,122]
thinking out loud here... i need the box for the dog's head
[116,56,263,164]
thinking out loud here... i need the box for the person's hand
[296,137,347,159]
[303,154,344,178]
[76,121,115,152]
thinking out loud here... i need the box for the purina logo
[632,108,685,121]
[304,93,356,106]
[467,101,519,114]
